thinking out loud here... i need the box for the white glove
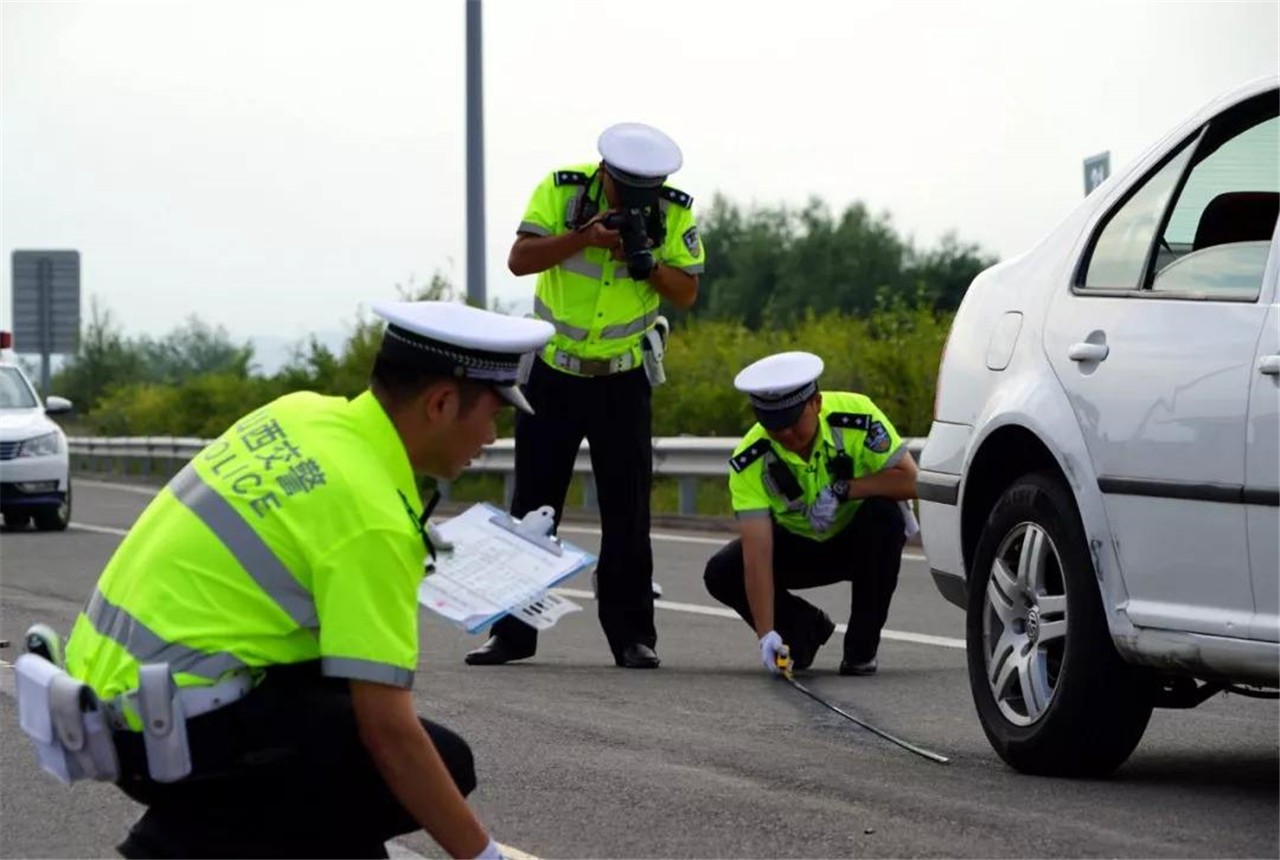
[759,630,789,674]
[806,486,840,533]
[473,838,507,860]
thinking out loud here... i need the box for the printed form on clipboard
[418,502,597,634]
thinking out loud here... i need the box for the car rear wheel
[966,471,1154,776]
[34,480,71,532]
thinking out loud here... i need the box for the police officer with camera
[466,122,705,669]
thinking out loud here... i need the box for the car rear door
[1044,91,1277,639]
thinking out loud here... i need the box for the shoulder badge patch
[729,438,772,473]
[660,186,693,208]
[827,412,870,431]
[682,226,701,257]
[554,170,590,187]
[865,420,891,454]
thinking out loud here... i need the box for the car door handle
[1260,354,1280,376]
[1068,342,1109,362]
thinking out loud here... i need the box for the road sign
[1083,151,1111,195]
[11,250,81,392]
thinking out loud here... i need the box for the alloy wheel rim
[982,521,1069,726]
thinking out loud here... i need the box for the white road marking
[558,523,928,561]
[68,519,958,650]
[74,478,160,497]
[554,589,965,650]
[70,522,129,537]
[75,480,929,561]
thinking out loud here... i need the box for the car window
[1153,115,1278,300]
[0,366,39,409]
[1081,89,1279,299]
[1081,140,1197,290]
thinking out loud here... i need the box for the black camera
[602,209,655,281]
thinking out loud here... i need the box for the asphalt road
[1,479,1276,859]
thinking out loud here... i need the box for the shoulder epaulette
[554,170,590,187]
[660,186,693,208]
[827,412,871,431]
[729,438,772,473]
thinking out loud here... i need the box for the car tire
[4,512,32,529]
[966,471,1154,777]
[34,480,71,532]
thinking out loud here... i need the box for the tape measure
[775,651,949,765]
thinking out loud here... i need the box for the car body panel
[920,75,1279,685]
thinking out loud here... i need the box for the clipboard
[418,502,597,634]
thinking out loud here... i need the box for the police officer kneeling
[704,352,919,676]
[37,302,552,858]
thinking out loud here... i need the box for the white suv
[918,76,1278,776]
[0,360,73,531]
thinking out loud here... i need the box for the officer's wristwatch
[831,479,850,501]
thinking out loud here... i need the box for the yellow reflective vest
[728,392,905,541]
[517,162,706,369]
[65,391,429,725]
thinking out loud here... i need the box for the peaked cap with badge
[372,301,553,414]
[597,122,683,188]
[734,352,825,431]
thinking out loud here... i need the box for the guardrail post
[678,477,697,516]
[437,479,452,502]
[503,473,516,509]
[583,475,597,512]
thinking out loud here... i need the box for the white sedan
[918,75,1278,776]
[0,361,73,531]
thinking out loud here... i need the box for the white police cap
[734,351,825,431]
[598,122,683,188]
[372,301,554,414]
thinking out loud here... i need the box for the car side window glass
[0,367,38,409]
[1152,116,1278,301]
[1082,141,1197,291]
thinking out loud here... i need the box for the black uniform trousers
[113,661,476,859]
[703,497,906,664]
[490,358,656,663]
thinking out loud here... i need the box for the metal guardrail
[68,436,924,516]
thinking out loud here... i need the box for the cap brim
[755,403,806,432]
[495,384,535,415]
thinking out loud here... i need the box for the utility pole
[465,0,487,308]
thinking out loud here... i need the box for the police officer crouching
[466,122,705,669]
[704,352,919,676]
[39,302,552,859]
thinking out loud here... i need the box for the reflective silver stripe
[85,589,248,681]
[322,657,414,688]
[734,509,772,520]
[560,252,604,280]
[680,263,705,275]
[600,310,657,340]
[517,220,551,236]
[534,296,590,341]
[170,465,318,628]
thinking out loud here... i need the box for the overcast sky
[3,0,1277,347]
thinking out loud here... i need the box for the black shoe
[789,612,836,671]
[464,636,535,666]
[839,657,878,676]
[618,643,660,669]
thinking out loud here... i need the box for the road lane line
[71,522,129,537]
[554,588,965,649]
[67,519,958,649]
[74,480,928,561]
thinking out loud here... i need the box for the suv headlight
[17,431,63,458]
